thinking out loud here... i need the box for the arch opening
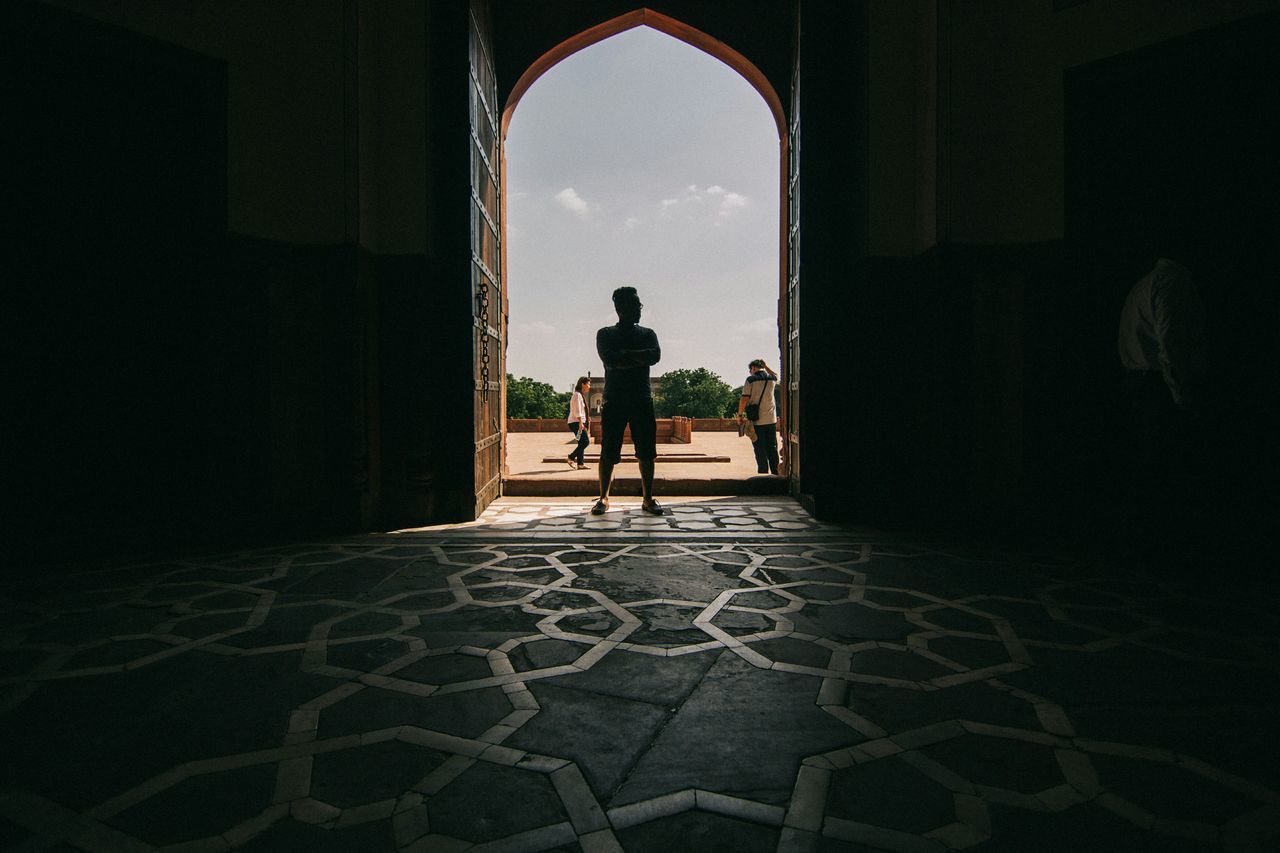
[499,10,792,491]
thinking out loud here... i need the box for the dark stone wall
[807,242,1066,536]
[791,1,868,518]
[5,1,470,565]
[796,3,1278,571]
[1063,10,1280,562]
[7,2,231,561]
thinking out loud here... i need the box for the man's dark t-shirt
[596,322,661,401]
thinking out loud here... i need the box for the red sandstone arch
[501,8,785,140]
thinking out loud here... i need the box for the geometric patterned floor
[2,498,1278,851]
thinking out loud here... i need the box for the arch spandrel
[501,8,785,141]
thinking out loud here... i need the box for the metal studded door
[784,29,801,494]
[469,0,503,516]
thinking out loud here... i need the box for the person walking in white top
[566,376,591,469]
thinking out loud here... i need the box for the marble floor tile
[1,498,1277,851]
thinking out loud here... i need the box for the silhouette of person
[593,286,662,515]
[1117,253,1208,558]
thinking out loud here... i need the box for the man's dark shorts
[600,397,657,463]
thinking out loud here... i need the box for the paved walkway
[504,432,785,495]
[2,498,1279,851]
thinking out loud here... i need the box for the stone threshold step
[505,476,788,497]
[541,455,731,463]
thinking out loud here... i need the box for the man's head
[612,286,642,324]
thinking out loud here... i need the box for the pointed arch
[501,8,785,140]
[498,6,797,488]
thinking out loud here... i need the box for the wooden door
[468,0,503,516]
[784,31,801,495]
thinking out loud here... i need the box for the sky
[504,25,781,394]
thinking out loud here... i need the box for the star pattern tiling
[1,498,1277,852]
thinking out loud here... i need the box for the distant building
[587,376,662,414]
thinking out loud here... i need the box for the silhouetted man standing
[593,286,663,515]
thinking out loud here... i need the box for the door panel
[469,0,503,516]
[784,29,801,494]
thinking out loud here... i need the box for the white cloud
[719,192,749,216]
[624,216,642,229]
[554,187,590,215]
[659,185,748,217]
[740,317,776,332]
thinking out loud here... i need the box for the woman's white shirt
[567,390,587,425]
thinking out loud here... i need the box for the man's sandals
[640,499,665,516]
[590,498,664,516]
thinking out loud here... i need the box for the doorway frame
[496,7,794,490]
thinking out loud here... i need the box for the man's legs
[755,424,779,474]
[597,458,616,502]
[751,433,768,473]
[631,400,660,511]
[638,460,655,502]
[595,402,624,511]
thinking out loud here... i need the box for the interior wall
[1064,11,1280,561]
[7,1,232,560]
[867,0,936,257]
[816,0,1278,549]
[39,0,351,244]
[938,0,1278,244]
[39,0,433,250]
[14,0,1272,564]
[9,0,450,564]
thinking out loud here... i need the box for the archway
[496,8,794,498]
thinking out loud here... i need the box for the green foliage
[653,368,739,419]
[506,374,571,419]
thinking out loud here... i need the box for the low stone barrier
[510,417,734,435]
[506,419,566,432]
[588,416,691,445]
[691,418,742,431]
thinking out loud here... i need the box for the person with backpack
[737,358,779,475]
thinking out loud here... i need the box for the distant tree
[506,374,571,419]
[653,368,738,418]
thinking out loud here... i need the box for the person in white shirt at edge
[1118,257,1207,413]
[1117,255,1208,552]
[566,376,591,470]
[737,358,780,475]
